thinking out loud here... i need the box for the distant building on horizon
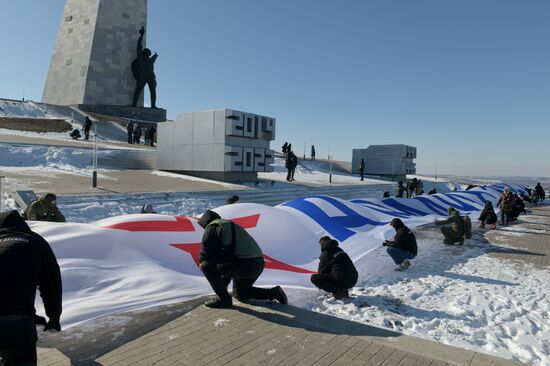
[352,144,416,181]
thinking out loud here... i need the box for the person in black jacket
[290,153,298,181]
[310,236,358,300]
[359,159,365,181]
[0,210,62,366]
[127,122,134,144]
[83,116,93,141]
[148,125,157,147]
[383,218,418,271]
[198,210,287,308]
[478,201,498,229]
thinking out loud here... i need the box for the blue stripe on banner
[283,196,388,242]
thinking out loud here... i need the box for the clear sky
[1,0,549,177]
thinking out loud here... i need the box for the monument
[352,144,417,180]
[42,0,166,122]
[157,109,276,182]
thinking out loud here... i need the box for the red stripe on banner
[231,214,260,229]
[264,255,316,274]
[103,216,195,232]
[170,243,316,274]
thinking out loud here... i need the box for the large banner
[31,184,526,326]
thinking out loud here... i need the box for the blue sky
[1,0,549,176]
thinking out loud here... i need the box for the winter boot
[333,289,349,300]
[205,297,233,309]
[270,286,288,305]
[491,224,497,230]
[395,260,411,272]
[479,223,485,229]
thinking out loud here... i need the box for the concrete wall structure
[352,144,416,180]
[157,109,276,182]
[42,0,147,107]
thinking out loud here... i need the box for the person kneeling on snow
[197,210,288,308]
[22,193,66,223]
[383,218,418,271]
[478,201,497,230]
[310,236,358,300]
[435,207,465,245]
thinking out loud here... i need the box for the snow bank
[260,157,389,186]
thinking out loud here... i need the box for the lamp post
[328,147,333,184]
[92,125,98,188]
[0,175,4,212]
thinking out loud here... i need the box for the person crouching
[383,218,418,271]
[310,236,358,300]
[478,201,497,230]
[197,210,288,308]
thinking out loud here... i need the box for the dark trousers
[133,136,140,144]
[127,132,133,144]
[200,257,271,301]
[386,247,414,265]
[84,129,90,140]
[311,273,355,294]
[0,316,37,366]
[479,212,497,225]
[360,171,364,181]
[286,168,292,182]
[501,211,510,226]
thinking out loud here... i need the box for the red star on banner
[102,213,315,274]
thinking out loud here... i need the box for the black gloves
[33,314,47,326]
[44,319,61,332]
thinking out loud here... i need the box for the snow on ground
[0,143,114,179]
[289,222,550,366]
[259,157,389,186]
[57,193,214,223]
[0,100,49,118]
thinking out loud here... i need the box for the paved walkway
[485,204,550,267]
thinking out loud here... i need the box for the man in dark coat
[133,124,141,144]
[478,201,497,230]
[383,218,418,271]
[359,159,365,181]
[148,126,157,147]
[497,187,514,226]
[285,152,293,182]
[535,183,545,202]
[290,153,298,181]
[69,129,81,140]
[0,211,62,365]
[396,181,405,198]
[310,236,358,300]
[127,122,134,144]
[510,194,526,222]
[83,116,93,141]
[311,145,316,160]
[22,194,65,223]
[197,210,288,308]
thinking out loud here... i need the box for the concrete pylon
[42,0,148,107]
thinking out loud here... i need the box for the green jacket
[205,219,263,260]
[22,197,66,222]
[436,210,463,236]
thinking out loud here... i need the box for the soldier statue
[131,27,158,109]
